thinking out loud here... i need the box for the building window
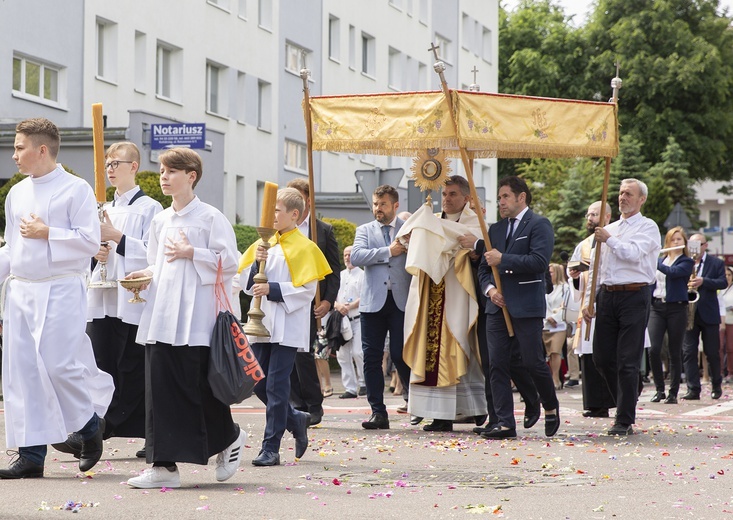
[434,33,451,64]
[417,61,427,91]
[710,210,721,229]
[419,0,428,23]
[235,71,246,122]
[257,79,271,131]
[207,0,230,10]
[348,25,356,69]
[237,0,247,18]
[206,62,226,114]
[258,0,272,29]
[462,13,473,51]
[285,41,310,74]
[156,41,181,101]
[388,47,401,90]
[482,27,492,63]
[361,32,375,76]
[96,18,118,81]
[328,16,340,60]
[284,139,307,172]
[389,0,402,10]
[12,54,62,105]
[134,31,146,92]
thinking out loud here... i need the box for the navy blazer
[695,253,728,325]
[477,209,554,319]
[656,254,694,303]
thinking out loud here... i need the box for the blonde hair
[106,141,141,164]
[277,187,305,214]
[664,226,689,257]
[549,263,567,285]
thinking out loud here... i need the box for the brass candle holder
[89,202,118,289]
[243,226,276,337]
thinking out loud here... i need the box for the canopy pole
[300,55,323,330]
[429,42,514,337]
[585,63,622,341]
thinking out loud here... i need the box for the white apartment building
[0,0,499,225]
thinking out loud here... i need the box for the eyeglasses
[104,160,133,171]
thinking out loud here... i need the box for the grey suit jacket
[350,218,411,312]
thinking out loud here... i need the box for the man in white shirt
[583,179,661,435]
[333,246,365,399]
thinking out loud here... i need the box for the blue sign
[151,123,206,150]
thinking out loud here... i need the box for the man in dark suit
[287,179,341,426]
[477,176,559,439]
[682,233,727,400]
[350,185,411,430]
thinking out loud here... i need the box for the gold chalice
[119,276,152,304]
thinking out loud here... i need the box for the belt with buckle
[348,315,361,321]
[602,283,649,292]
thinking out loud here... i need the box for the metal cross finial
[428,42,441,61]
[610,60,622,103]
[471,66,479,83]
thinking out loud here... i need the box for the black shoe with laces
[0,452,44,479]
[52,432,83,459]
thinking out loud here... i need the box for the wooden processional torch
[243,181,278,337]
[89,103,117,289]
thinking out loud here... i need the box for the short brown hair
[277,187,305,214]
[16,118,60,158]
[445,175,470,196]
[287,178,309,198]
[106,141,141,164]
[374,184,399,203]
[159,147,202,189]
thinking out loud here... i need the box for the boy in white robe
[240,188,332,466]
[54,142,163,460]
[125,148,245,489]
[0,118,113,479]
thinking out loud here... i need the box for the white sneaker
[127,467,181,489]
[215,427,247,482]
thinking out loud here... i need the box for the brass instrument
[686,239,702,330]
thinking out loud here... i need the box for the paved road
[1,381,733,519]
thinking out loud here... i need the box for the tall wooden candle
[260,182,278,228]
[92,103,106,203]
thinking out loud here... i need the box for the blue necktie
[506,218,516,249]
[382,225,391,246]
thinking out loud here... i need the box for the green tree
[592,134,650,216]
[105,171,172,208]
[584,0,733,182]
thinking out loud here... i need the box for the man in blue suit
[682,233,727,400]
[351,185,411,430]
[478,176,559,439]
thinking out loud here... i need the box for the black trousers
[87,317,145,439]
[581,353,615,411]
[145,343,238,465]
[593,285,651,426]
[485,313,558,429]
[683,313,723,393]
[289,310,324,415]
[648,300,688,396]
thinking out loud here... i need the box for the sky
[502,0,733,26]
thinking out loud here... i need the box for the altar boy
[240,187,332,466]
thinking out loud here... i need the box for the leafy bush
[106,171,171,208]
[323,217,356,270]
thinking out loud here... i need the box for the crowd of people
[0,117,728,487]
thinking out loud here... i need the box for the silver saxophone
[687,239,702,331]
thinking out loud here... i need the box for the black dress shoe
[472,423,498,435]
[523,407,541,429]
[339,391,358,399]
[681,391,700,400]
[650,391,666,403]
[358,386,367,396]
[52,432,83,459]
[362,413,389,430]
[0,455,44,479]
[565,379,579,387]
[293,412,310,459]
[664,395,678,404]
[480,426,517,439]
[473,414,488,426]
[79,418,105,472]
[582,408,609,418]
[136,449,146,458]
[423,419,453,432]
[607,423,633,436]
[410,415,424,426]
[545,412,560,437]
[307,410,323,427]
[712,388,723,400]
[252,450,281,466]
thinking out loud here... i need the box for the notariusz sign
[151,123,206,150]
